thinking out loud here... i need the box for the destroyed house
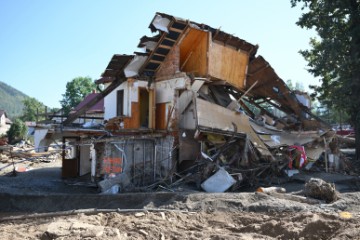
[36,13,333,192]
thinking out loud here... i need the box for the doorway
[62,137,79,178]
[138,88,155,129]
[139,88,149,128]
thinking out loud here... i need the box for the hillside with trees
[0,81,28,119]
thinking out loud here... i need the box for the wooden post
[236,80,258,103]
[323,137,328,173]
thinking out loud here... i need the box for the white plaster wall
[0,114,5,126]
[0,124,10,135]
[104,81,129,120]
[155,77,189,103]
[104,80,149,120]
[130,80,148,102]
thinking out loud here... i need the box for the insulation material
[142,41,157,51]
[201,168,236,192]
[152,14,170,33]
[124,55,147,77]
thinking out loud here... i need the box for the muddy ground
[0,156,360,239]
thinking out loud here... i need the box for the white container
[201,168,236,193]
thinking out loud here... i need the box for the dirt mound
[0,210,359,239]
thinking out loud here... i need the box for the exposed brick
[156,45,180,79]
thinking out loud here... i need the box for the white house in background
[0,110,11,135]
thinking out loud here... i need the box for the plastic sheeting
[124,55,147,77]
[152,14,170,33]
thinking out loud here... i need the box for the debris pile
[28,12,357,193]
[304,178,338,203]
[0,143,61,174]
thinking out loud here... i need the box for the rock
[139,229,148,236]
[160,232,165,240]
[304,178,338,203]
[42,221,72,239]
[135,212,145,217]
[70,222,104,238]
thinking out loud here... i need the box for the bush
[6,119,27,144]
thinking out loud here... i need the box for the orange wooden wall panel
[208,42,249,89]
[124,102,140,129]
[180,28,208,76]
[156,103,167,130]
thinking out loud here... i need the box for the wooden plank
[153,53,167,57]
[208,42,249,89]
[158,44,172,50]
[169,27,183,33]
[149,88,156,129]
[164,37,176,42]
[148,59,163,64]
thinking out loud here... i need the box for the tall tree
[60,77,95,115]
[291,0,360,159]
[21,97,45,122]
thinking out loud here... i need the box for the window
[117,90,124,116]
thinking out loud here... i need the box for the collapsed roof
[73,12,324,132]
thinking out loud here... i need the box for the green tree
[291,0,360,159]
[60,77,95,115]
[7,119,27,144]
[286,79,305,91]
[21,97,46,122]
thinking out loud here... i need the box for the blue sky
[0,0,316,108]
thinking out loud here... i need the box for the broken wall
[104,79,149,125]
[95,135,175,190]
[155,77,190,130]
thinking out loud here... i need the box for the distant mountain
[0,81,28,119]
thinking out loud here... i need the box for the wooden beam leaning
[62,77,126,126]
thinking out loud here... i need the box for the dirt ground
[1,156,360,239]
[1,210,360,239]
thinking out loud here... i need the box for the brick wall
[156,45,180,79]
